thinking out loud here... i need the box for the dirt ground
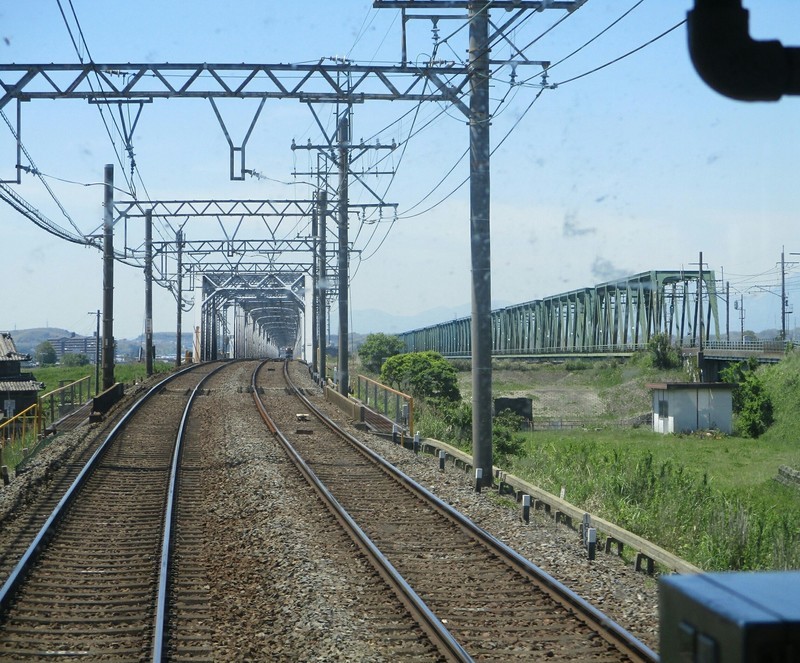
[459,361,663,422]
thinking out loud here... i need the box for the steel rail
[152,361,231,662]
[0,363,199,615]
[284,364,660,663]
[250,361,472,663]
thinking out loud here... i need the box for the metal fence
[0,375,93,473]
[39,376,93,433]
[0,403,40,471]
[353,375,414,435]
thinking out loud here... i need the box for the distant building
[0,332,44,420]
[51,334,99,362]
[647,382,735,435]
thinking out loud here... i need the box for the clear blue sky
[1,1,798,340]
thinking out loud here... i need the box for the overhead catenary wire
[552,19,687,87]
[372,2,682,225]
[56,0,175,246]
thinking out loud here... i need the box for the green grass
[434,352,800,571]
[33,361,173,394]
[508,429,800,570]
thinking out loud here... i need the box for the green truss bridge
[398,270,722,359]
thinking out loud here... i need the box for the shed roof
[0,333,30,362]
[0,380,43,392]
[647,382,735,391]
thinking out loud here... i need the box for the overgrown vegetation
[647,332,681,369]
[411,352,800,571]
[720,358,774,438]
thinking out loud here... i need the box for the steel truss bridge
[398,270,720,357]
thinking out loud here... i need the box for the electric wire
[0,108,87,239]
[547,0,646,74]
[552,19,687,87]
[59,0,174,245]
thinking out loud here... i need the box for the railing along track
[0,361,225,660]
[258,360,659,663]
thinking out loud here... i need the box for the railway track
[256,360,659,662]
[0,358,660,660]
[0,362,222,660]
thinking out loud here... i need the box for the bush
[61,353,90,367]
[381,351,461,401]
[735,373,773,437]
[721,359,774,437]
[493,409,525,459]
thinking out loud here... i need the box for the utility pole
[175,229,184,367]
[726,281,730,343]
[373,0,569,487]
[144,208,154,376]
[318,191,328,385]
[469,2,493,487]
[311,203,319,377]
[101,164,115,391]
[337,113,350,396]
[781,246,786,341]
[292,123,397,392]
[740,293,745,339]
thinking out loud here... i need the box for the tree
[61,352,90,367]
[34,341,57,366]
[358,333,404,373]
[380,351,461,402]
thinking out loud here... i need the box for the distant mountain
[3,328,193,360]
[6,328,73,354]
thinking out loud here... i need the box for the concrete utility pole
[175,229,184,367]
[101,164,115,391]
[144,208,154,376]
[373,0,573,487]
[337,113,351,396]
[697,251,705,381]
[468,3,493,487]
[318,191,328,385]
[292,136,396,388]
[311,204,319,377]
[781,247,786,341]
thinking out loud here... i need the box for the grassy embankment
[417,354,800,572]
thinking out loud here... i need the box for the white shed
[647,382,735,435]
